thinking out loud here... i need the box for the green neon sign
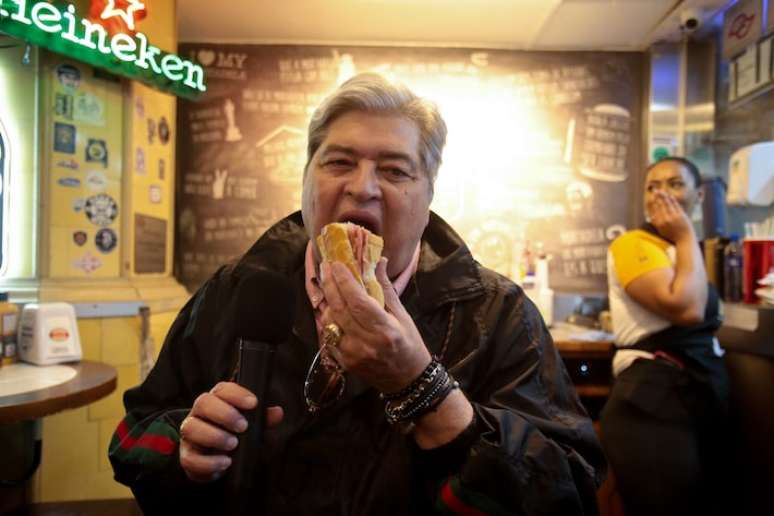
[0,0,206,99]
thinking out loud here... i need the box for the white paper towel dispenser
[18,303,82,365]
[727,142,774,206]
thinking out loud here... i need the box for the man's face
[302,110,433,278]
[644,160,702,218]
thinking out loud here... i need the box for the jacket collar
[413,212,484,312]
[232,211,309,279]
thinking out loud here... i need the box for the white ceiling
[177,0,732,50]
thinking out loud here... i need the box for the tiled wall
[32,310,178,502]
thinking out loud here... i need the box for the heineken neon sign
[0,0,206,99]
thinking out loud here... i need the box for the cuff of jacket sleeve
[410,409,482,477]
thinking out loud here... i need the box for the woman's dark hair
[646,157,702,188]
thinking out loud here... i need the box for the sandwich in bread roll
[317,222,385,308]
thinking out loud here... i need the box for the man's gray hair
[304,73,447,189]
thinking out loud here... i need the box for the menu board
[176,45,644,293]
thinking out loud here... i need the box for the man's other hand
[178,382,284,482]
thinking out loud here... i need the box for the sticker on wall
[55,64,81,90]
[85,139,108,166]
[57,177,81,188]
[72,251,102,274]
[72,231,87,246]
[74,93,106,126]
[84,194,118,227]
[55,93,74,120]
[158,116,170,145]
[147,118,156,144]
[95,228,117,254]
[55,159,79,171]
[134,96,145,119]
[53,122,76,154]
[149,184,162,204]
[72,197,86,213]
[85,170,108,191]
[135,147,146,174]
[223,98,242,142]
[158,159,165,180]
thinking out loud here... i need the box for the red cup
[742,239,774,303]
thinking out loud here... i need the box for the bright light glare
[406,76,573,222]
[0,47,37,279]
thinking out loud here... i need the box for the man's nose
[345,161,381,200]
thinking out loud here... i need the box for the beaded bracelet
[396,375,458,422]
[380,360,442,401]
[383,361,460,424]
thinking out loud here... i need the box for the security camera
[680,7,703,32]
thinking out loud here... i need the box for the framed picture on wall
[730,36,774,103]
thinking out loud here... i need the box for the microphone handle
[227,338,275,514]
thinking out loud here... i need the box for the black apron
[630,223,729,414]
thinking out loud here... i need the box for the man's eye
[668,181,685,189]
[381,167,410,179]
[325,159,353,169]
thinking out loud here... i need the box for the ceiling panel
[533,0,678,49]
[178,0,728,50]
[178,0,560,47]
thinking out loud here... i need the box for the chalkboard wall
[175,44,645,293]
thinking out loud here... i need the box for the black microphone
[226,270,295,515]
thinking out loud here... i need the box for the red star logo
[88,0,147,35]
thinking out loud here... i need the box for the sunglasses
[304,344,346,413]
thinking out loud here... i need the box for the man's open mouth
[337,212,381,236]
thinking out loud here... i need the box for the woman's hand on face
[319,258,432,394]
[649,190,694,243]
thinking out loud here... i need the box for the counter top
[550,323,615,398]
[551,322,615,356]
[719,303,774,359]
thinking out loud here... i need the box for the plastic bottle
[0,292,19,366]
[521,240,535,280]
[534,254,554,326]
[723,235,743,303]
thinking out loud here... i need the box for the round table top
[0,361,117,424]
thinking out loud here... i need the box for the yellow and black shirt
[607,229,675,375]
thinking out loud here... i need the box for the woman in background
[601,157,729,516]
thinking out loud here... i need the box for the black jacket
[109,211,606,515]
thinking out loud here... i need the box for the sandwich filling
[317,222,384,307]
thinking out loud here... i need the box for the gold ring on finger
[322,323,343,348]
